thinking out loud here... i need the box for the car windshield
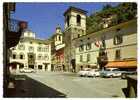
[105,69,110,71]
[95,70,99,72]
[112,69,120,71]
[104,68,120,71]
[90,69,99,72]
[83,68,91,71]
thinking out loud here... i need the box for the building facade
[73,19,137,72]
[9,29,51,72]
[63,7,87,72]
[51,26,65,71]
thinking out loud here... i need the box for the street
[10,71,127,98]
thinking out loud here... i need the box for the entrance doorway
[29,65,34,69]
[19,64,24,69]
[45,65,48,71]
[38,65,42,70]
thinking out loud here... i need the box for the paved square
[22,72,127,98]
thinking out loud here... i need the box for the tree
[86,2,137,34]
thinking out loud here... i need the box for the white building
[9,29,52,72]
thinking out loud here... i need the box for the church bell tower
[64,6,87,39]
[63,6,87,72]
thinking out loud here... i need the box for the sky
[11,2,120,40]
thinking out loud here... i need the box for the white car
[87,69,100,77]
[20,68,35,73]
[77,68,91,77]
[100,68,122,78]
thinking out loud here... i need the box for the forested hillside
[86,3,137,34]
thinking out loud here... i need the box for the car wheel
[121,73,126,79]
[110,75,113,78]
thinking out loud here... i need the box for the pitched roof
[20,37,51,45]
[64,6,87,16]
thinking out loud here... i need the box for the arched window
[77,15,81,26]
[28,46,34,52]
[44,54,49,60]
[38,54,42,60]
[37,47,41,52]
[59,36,61,41]
[12,53,17,59]
[66,15,70,27]
[19,53,25,59]
[18,44,25,50]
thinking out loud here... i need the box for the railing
[8,19,27,32]
[8,19,20,32]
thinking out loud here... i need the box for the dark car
[121,71,137,79]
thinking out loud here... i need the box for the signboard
[55,44,65,50]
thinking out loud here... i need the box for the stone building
[9,29,52,72]
[63,6,87,72]
[73,19,137,71]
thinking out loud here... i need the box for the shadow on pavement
[5,75,66,98]
[122,88,128,98]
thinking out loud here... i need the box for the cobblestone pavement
[20,71,127,98]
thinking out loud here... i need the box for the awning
[8,61,24,66]
[105,60,137,68]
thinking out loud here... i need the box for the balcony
[6,19,27,48]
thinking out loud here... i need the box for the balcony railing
[6,18,28,48]
[8,19,27,32]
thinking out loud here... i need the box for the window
[19,52,25,59]
[44,47,49,52]
[101,36,106,48]
[18,44,25,50]
[115,49,121,60]
[78,34,80,38]
[86,43,91,50]
[29,55,33,59]
[30,41,32,44]
[66,15,70,27]
[38,54,42,60]
[12,54,16,59]
[102,39,106,48]
[20,55,23,59]
[82,30,84,35]
[44,55,49,60]
[37,47,41,52]
[87,54,90,62]
[59,36,61,41]
[77,15,81,26]
[80,55,83,62]
[28,46,34,52]
[79,45,84,52]
[11,47,16,50]
[38,65,42,69]
[114,35,123,45]
[80,66,83,70]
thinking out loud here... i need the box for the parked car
[87,69,100,77]
[77,68,91,77]
[100,68,122,78]
[121,71,137,79]
[20,68,35,73]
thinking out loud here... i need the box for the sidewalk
[5,75,29,97]
[5,74,66,98]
